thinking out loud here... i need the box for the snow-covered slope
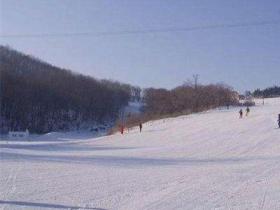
[1,98,279,210]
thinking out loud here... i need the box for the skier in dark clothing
[139,123,143,132]
[245,107,250,116]
[226,104,229,110]
[239,109,243,118]
[278,114,280,128]
[120,125,124,134]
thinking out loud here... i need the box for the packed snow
[1,98,279,210]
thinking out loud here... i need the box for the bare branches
[143,83,238,116]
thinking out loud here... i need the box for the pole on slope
[193,74,199,112]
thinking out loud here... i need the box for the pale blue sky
[1,0,280,92]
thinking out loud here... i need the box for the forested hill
[0,46,140,133]
[253,86,280,98]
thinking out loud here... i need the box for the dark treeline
[117,83,239,132]
[0,46,140,133]
[142,83,238,116]
[253,86,280,98]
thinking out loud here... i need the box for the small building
[8,129,29,139]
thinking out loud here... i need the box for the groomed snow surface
[1,98,280,210]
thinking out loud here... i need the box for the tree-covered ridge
[142,83,238,116]
[253,86,280,98]
[0,46,139,133]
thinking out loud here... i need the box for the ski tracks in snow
[1,98,280,210]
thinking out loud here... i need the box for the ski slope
[1,98,279,210]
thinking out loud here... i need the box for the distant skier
[239,109,243,118]
[226,104,229,110]
[139,122,143,132]
[120,125,124,135]
[278,114,280,128]
[245,107,250,116]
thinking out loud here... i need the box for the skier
[278,114,280,128]
[226,103,229,110]
[239,109,243,118]
[245,107,250,116]
[120,125,124,135]
[139,122,143,132]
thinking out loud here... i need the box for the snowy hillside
[1,98,280,210]
[123,101,143,116]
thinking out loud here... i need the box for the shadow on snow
[0,200,106,210]
[1,151,279,168]
[0,142,136,152]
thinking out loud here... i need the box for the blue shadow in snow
[0,143,136,152]
[0,200,106,210]
[1,151,280,168]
